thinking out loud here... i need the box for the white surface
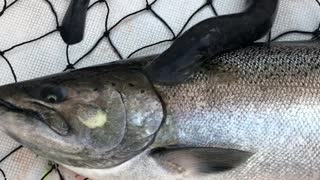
[0,0,319,179]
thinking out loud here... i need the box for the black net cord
[40,165,54,180]
[0,0,319,179]
[0,168,6,180]
[66,0,219,69]
[0,0,19,16]
[0,145,23,180]
[0,0,5,16]
[41,164,65,180]
[0,145,23,163]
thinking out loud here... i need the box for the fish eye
[40,85,68,103]
[46,95,58,103]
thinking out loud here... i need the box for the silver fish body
[1,42,320,180]
[152,42,320,179]
[53,42,320,180]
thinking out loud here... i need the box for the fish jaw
[0,83,52,138]
[0,83,89,164]
[0,79,137,168]
[0,67,165,169]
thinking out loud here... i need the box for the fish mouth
[0,98,68,135]
[0,98,21,111]
[0,98,40,118]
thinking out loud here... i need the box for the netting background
[0,0,319,179]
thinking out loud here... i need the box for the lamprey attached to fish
[145,0,279,85]
[60,0,90,44]
[1,41,320,179]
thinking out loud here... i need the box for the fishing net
[0,0,319,179]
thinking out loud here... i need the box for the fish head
[0,67,164,169]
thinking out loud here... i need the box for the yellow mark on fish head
[79,110,108,129]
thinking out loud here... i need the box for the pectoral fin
[150,146,253,174]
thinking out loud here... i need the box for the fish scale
[152,42,320,179]
[2,42,320,179]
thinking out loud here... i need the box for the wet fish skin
[1,42,320,180]
[57,41,320,180]
[151,42,320,179]
[0,61,164,168]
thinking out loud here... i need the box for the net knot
[56,26,62,32]
[146,3,152,10]
[104,30,110,37]
[0,51,4,56]
[206,0,213,5]
[98,0,104,3]
[66,64,75,70]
